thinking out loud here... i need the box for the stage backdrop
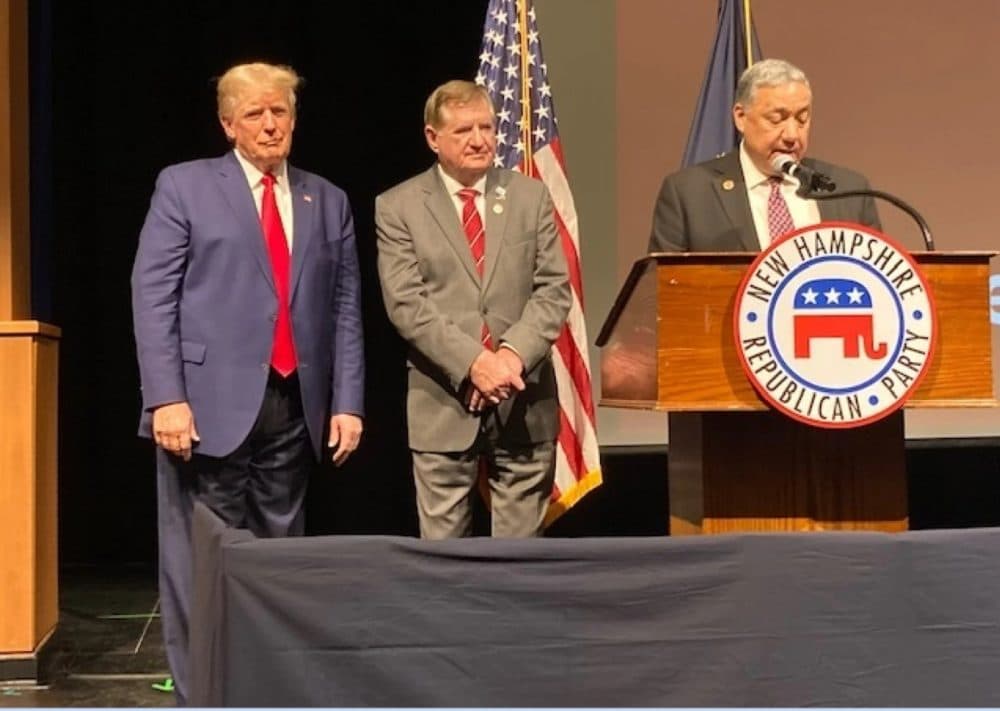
[536,0,1000,444]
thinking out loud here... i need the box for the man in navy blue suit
[131,62,364,704]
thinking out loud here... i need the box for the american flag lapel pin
[303,194,313,203]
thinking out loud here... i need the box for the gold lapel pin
[722,179,735,191]
[492,203,504,215]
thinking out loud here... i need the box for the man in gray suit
[375,80,570,539]
[649,58,880,253]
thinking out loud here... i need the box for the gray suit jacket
[375,166,571,452]
[648,151,881,252]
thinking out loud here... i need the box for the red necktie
[457,188,493,349]
[261,173,297,376]
[767,177,796,243]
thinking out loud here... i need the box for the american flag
[475,0,602,524]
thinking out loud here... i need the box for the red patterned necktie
[457,188,493,349]
[767,177,796,243]
[261,173,297,376]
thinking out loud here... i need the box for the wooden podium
[597,252,996,535]
[0,322,60,680]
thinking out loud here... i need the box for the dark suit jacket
[648,151,881,253]
[131,152,364,460]
[375,166,570,452]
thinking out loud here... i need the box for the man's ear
[220,115,236,142]
[732,104,747,134]
[424,124,439,154]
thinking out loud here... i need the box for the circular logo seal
[734,222,937,428]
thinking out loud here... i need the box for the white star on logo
[847,287,864,304]
[824,287,842,304]
[801,288,819,304]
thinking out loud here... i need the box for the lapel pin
[303,194,313,203]
[722,179,735,191]
[492,203,504,215]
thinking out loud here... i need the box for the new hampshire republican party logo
[734,222,937,428]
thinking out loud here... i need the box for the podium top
[0,320,62,338]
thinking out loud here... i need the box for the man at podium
[648,58,881,253]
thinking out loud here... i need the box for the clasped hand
[466,348,525,412]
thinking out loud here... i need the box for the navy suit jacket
[131,152,364,460]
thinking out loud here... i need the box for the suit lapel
[288,166,315,303]
[217,152,275,293]
[481,168,509,293]
[423,168,481,284]
[711,153,759,251]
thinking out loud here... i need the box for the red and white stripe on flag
[476,0,602,525]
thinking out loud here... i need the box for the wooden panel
[669,411,907,535]
[657,261,763,410]
[33,337,58,644]
[0,334,35,650]
[0,326,59,654]
[909,260,995,403]
[0,0,30,321]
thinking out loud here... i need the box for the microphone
[769,154,837,195]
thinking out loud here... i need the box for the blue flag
[681,0,763,167]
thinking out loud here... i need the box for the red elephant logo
[792,278,887,360]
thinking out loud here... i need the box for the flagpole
[743,0,755,66]
[518,0,533,172]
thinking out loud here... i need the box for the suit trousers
[411,409,556,539]
[156,370,313,705]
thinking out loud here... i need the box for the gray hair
[424,80,494,128]
[734,59,809,106]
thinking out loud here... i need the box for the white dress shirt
[437,165,487,226]
[233,149,295,250]
[739,142,820,249]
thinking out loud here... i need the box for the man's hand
[495,346,525,381]
[467,349,525,411]
[152,402,199,461]
[328,413,363,467]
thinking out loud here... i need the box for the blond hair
[423,80,493,128]
[217,63,302,120]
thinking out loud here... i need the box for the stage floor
[0,568,172,708]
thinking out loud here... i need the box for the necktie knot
[262,173,276,190]
[458,188,479,204]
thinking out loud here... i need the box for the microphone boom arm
[802,187,935,251]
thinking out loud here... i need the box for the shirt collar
[738,142,791,189]
[437,164,487,198]
[233,149,288,189]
